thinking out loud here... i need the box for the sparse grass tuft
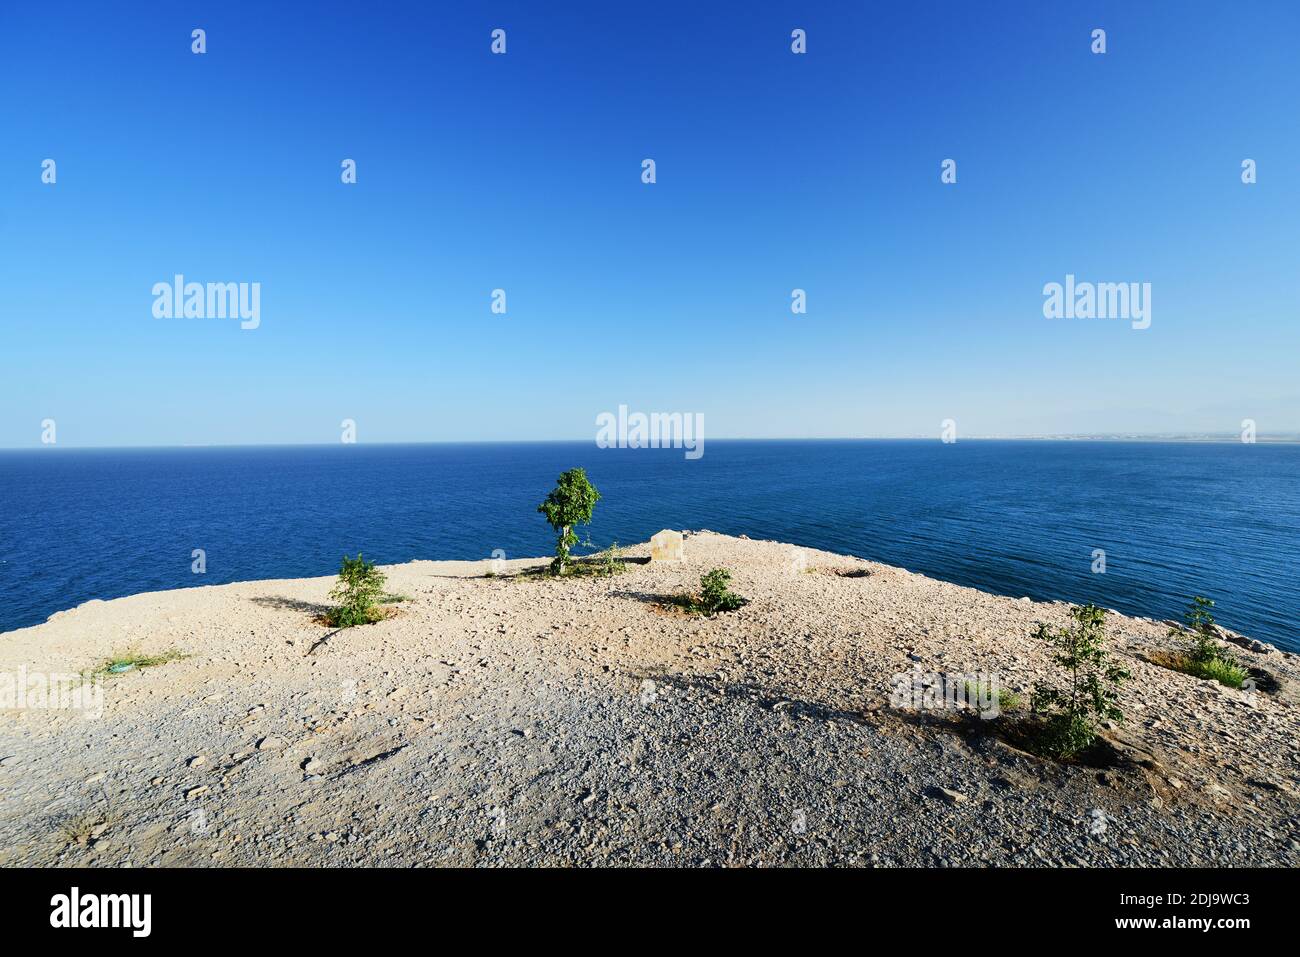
[512,544,628,581]
[56,813,109,847]
[963,681,1021,715]
[1145,646,1247,688]
[87,648,188,679]
[1180,654,1249,689]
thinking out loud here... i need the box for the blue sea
[1,441,1297,652]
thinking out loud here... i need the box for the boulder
[650,529,684,562]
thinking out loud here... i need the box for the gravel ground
[1,532,1297,867]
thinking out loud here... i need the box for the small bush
[326,553,388,627]
[1172,595,1222,663]
[597,542,627,577]
[1030,604,1130,759]
[1037,712,1099,760]
[1165,596,1248,688]
[699,568,745,613]
[669,568,747,616]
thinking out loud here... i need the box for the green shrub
[1167,595,1247,688]
[1038,712,1099,760]
[1171,595,1223,663]
[696,568,747,615]
[599,541,627,577]
[327,553,388,627]
[1031,604,1130,758]
[537,468,601,575]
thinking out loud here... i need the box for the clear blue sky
[2,0,1297,447]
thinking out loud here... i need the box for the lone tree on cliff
[537,468,601,575]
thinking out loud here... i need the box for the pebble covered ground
[1,532,1296,867]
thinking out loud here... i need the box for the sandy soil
[1,532,1297,867]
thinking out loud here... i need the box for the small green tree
[328,553,387,627]
[1031,604,1130,758]
[537,468,601,575]
[697,568,746,614]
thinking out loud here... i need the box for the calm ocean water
[1,441,1296,651]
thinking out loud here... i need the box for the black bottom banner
[0,866,1287,942]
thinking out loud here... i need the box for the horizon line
[5,433,1300,451]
